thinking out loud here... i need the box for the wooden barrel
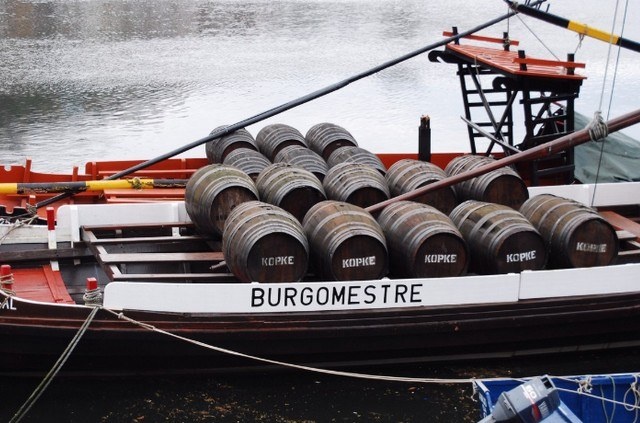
[256,123,308,160]
[305,122,358,160]
[444,155,529,210]
[223,148,272,181]
[273,145,329,181]
[255,163,327,222]
[323,163,390,208]
[326,146,387,175]
[205,126,257,163]
[184,164,259,237]
[449,200,547,274]
[385,159,458,215]
[303,201,388,281]
[520,194,618,268]
[223,201,309,283]
[377,201,468,278]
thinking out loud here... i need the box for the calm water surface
[1,0,639,172]
[1,1,640,421]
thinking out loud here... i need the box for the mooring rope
[102,307,515,385]
[99,307,640,418]
[9,306,100,423]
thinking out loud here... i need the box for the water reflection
[0,0,638,171]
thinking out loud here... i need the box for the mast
[505,1,640,53]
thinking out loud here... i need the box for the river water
[1,1,640,421]
[1,0,639,172]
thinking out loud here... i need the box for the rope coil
[587,110,609,142]
[0,271,16,296]
[82,288,103,306]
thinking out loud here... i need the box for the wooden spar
[366,108,640,214]
[0,179,188,195]
[505,0,640,53]
[32,7,534,211]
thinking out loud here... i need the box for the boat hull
[2,290,640,376]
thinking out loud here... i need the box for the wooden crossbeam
[99,252,224,264]
[601,211,640,240]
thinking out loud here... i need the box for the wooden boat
[476,373,640,422]
[1,12,640,377]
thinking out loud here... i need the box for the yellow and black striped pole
[0,178,188,195]
[506,1,640,53]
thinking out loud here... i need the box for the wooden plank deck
[445,43,586,80]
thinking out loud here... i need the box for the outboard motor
[478,377,582,423]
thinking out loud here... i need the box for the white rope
[103,307,522,385]
[82,287,103,306]
[514,12,560,60]
[587,111,609,142]
[0,271,16,296]
[0,215,39,246]
[597,0,622,114]
[589,0,627,207]
[603,0,629,120]
[623,374,640,423]
[98,307,640,420]
[551,374,640,414]
[9,306,100,423]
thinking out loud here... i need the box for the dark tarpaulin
[574,111,640,183]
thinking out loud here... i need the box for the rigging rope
[590,0,629,207]
[514,11,560,60]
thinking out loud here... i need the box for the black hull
[1,292,639,377]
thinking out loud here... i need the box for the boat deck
[3,208,639,306]
[443,33,586,80]
[82,222,234,283]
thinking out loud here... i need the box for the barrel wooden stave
[449,200,547,274]
[184,164,259,237]
[323,163,390,209]
[386,159,458,214]
[256,123,308,160]
[256,163,327,222]
[445,155,529,210]
[326,146,387,175]
[520,194,618,268]
[273,145,329,181]
[223,148,272,180]
[223,201,309,283]
[206,126,257,163]
[378,201,468,278]
[305,122,358,160]
[303,201,388,281]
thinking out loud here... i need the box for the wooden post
[518,50,527,71]
[418,115,432,162]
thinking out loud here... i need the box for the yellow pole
[0,178,187,195]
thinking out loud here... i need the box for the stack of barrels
[185,123,618,283]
